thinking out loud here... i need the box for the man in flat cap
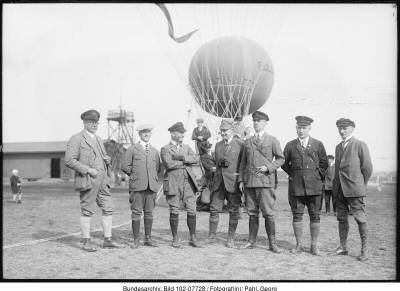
[323,155,336,215]
[281,116,328,255]
[239,111,285,252]
[65,109,120,252]
[206,119,244,248]
[161,122,202,248]
[122,124,162,248]
[330,118,372,261]
[192,117,211,152]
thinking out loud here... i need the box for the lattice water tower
[107,108,135,147]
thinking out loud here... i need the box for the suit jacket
[191,126,211,141]
[213,138,244,193]
[332,137,373,197]
[121,142,162,193]
[65,130,112,191]
[324,164,335,190]
[160,142,200,195]
[282,137,328,196]
[239,132,285,188]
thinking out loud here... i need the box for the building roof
[2,141,67,154]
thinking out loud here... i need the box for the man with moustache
[206,119,244,248]
[122,124,162,248]
[330,118,372,261]
[282,116,328,255]
[161,122,202,248]
[65,109,120,252]
[239,111,285,253]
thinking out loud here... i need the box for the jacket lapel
[135,142,146,155]
[82,130,97,151]
[169,142,178,154]
[295,139,304,155]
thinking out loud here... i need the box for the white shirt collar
[139,139,150,149]
[170,140,181,148]
[299,136,310,145]
[343,135,353,143]
[255,130,264,138]
[224,136,233,145]
[85,130,95,139]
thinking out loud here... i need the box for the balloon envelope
[188,37,274,118]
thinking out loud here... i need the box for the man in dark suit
[239,111,285,252]
[282,116,328,255]
[331,118,373,261]
[121,124,162,248]
[161,122,201,248]
[206,119,244,248]
[65,109,120,252]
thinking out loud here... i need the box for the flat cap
[327,155,335,160]
[220,119,234,130]
[196,117,205,123]
[168,122,186,133]
[81,109,100,121]
[136,124,154,132]
[336,118,355,128]
[252,111,269,121]
[295,116,314,126]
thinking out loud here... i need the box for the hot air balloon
[188,36,274,119]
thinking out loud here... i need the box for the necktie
[145,143,149,155]
[341,141,347,149]
[301,140,307,149]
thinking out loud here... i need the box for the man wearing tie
[281,116,328,255]
[331,118,373,261]
[65,109,120,252]
[239,111,285,252]
[161,122,201,248]
[207,119,244,248]
[122,124,162,248]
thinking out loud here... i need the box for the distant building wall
[3,152,73,180]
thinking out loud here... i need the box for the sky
[2,3,397,171]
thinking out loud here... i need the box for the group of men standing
[65,109,373,262]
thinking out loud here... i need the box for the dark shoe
[290,244,304,254]
[329,246,348,256]
[129,239,141,249]
[225,237,235,248]
[103,238,122,249]
[81,238,97,252]
[269,243,281,253]
[144,236,159,247]
[17,200,22,204]
[172,237,182,249]
[189,236,202,248]
[205,234,217,244]
[242,241,255,249]
[358,249,368,261]
[310,245,320,256]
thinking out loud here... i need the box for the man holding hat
[239,111,285,252]
[331,118,372,261]
[282,116,328,255]
[192,117,211,151]
[206,119,244,248]
[121,124,162,248]
[65,109,120,252]
[161,122,201,248]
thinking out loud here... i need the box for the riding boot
[265,217,280,253]
[310,222,320,255]
[358,222,368,261]
[290,221,304,253]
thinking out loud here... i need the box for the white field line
[3,185,164,250]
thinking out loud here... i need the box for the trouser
[166,176,197,215]
[289,195,321,223]
[210,182,241,222]
[129,188,156,221]
[245,187,276,219]
[336,186,367,225]
[324,190,336,212]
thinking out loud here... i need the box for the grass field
[2,181,397,280]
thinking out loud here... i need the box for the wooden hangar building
[2,141,73,180]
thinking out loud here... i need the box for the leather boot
[81,238,97,252]
[290,221,304,254]
[206,219,219,244]
[103,237,122,248]
[188,214,202,247]
[225,218,238,248]
[358,222,368,261]
[310,222,320,255]
[265,217,280,253]
[144,218,158,247]
[130,220,141,249]
[330,221,349,255]
[170,213,182,248]
[243,216,259,249]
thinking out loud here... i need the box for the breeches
[210,182,241,221]
[289,195,321,222]
[79,171,113,217]
[336,185,367,224]
[129,188,156,221]
[166,176,196,215]
[245,187,276,218]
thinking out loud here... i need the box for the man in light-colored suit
[331,118,373,261]
[161,122,201,248]
[121,124,162,248]
[65,109,120,252]
[207,119,244,248]
[239,111,285,252]
[281,116,328,255]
